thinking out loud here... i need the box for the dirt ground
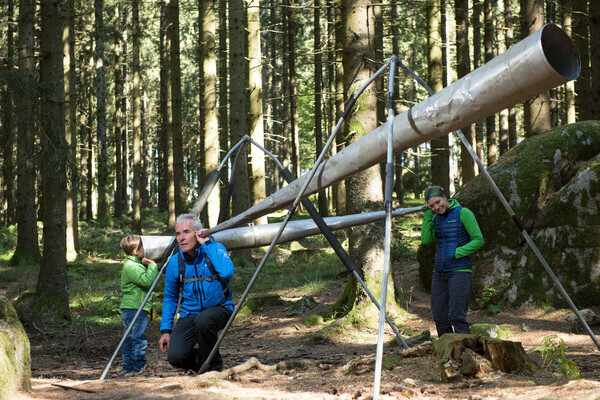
[12,262,600,400]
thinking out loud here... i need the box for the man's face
[427,196,449,215]
[176,219,198,256]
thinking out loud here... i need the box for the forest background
[0,0,598,337]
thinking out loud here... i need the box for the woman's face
[427,196,449,215]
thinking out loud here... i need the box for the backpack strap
[177,252,231,304]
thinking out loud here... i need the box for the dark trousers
[167,305,232,372]
[431,270,472,337]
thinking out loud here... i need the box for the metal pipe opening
[540,24,581,80]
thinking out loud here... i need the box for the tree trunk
[455,0,475,185]
[332,0,399,323]
[199,0,220,227]
[590,1,600,119]
[247,0,267,226]
[1,0,15,227]
[484,0,497,164]
[38,0,70,320]
[132,0,142,233]
[472,0,485,164]
[562,3,577,124]
[12,0,40,265]
[497,0,509,156]
[333,0,346,215]
[218,0,230,221]
[159,1,168,212]
[505,0,518,148]
[113,4,124,220]
[95,0,109,222]
[520,0,551,136]
[63,0,79,256]
[285,0,301,181]
[314,0,328,217]
[167,0,186,217]
[427,0,449,193]
[229,0,250,220]
[573,0,590,121]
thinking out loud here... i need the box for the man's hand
[158,333,171,353]
[196,228,211,245]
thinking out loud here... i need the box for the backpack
[176,253,231,310]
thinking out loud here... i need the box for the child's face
[134,243,145,258]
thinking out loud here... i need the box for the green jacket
[120,255,159,312]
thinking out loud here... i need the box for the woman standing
[421,186,484,337]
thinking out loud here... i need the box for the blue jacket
[160,239,234,333]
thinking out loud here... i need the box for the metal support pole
[398,61,600,351]
[99,240,177,380]
[373,56,398,400]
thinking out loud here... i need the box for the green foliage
[534,335,580,378]
[474,286,501,314]
[0,225,17,254]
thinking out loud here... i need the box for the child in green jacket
[119,235,159,377]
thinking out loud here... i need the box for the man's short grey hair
[176,213,203,231]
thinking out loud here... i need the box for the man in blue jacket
[158,213,235,373]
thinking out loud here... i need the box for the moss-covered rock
[0,295,31,400]
[417,121,600,308]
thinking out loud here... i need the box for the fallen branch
[51,383,96,393]
[167,357,329,391]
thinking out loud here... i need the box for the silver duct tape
[211,23,579,232]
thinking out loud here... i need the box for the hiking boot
[133,365,147,376]
[123,371,135,377]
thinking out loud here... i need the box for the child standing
[119,235,159,377]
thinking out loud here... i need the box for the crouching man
[158,213,234,373]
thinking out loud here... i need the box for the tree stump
[433,333,539,382]
[0,295,31,400]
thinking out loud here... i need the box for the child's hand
[142,257,154,266]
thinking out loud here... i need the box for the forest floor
[10,258,600,400]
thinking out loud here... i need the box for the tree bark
[247,0,267,226]
[95,0,109,222]
[12,0,40,265]
[38,0,70,320]
[159,1,168,212]
[113,4,125,220]
[590,1,600,119]
[314,0,328,217]
[218,0,230,221]
[455,0,475,185]
[229,0,251,220]
[505,0,518,148]
[284,0,301,181]
[1,0,15,226]
[132,0,142,233]
[562,3,577,124]
[573,0,590,121]
[333,0,346,215]
[427,0,449,193]
[520,0,551,136]
[200,0,220,227]
[166,0,186,217]
[472,0,484,164]
[332,0,399,321]
[484,0,497,164]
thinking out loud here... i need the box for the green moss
[381,354,404,370]
[0,296,31,400]
[470,323,513,339]
[303,313,324,327]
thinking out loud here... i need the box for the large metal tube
[140,206,424,255]
[210,24,579,233]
